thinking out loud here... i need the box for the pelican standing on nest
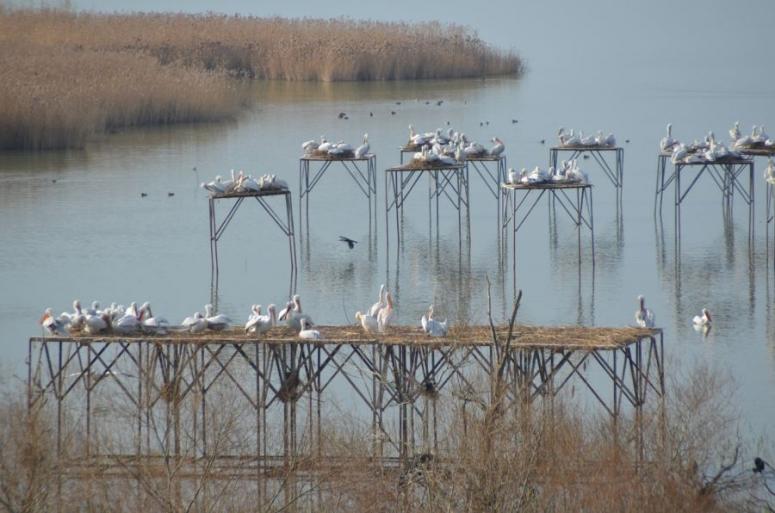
[204,304,230,331]
[39,308,69,336]
[377,292,394,332]
[634,295,655,328]
[355,311,379,334]
[368,284,386,318]
[489,137,505,157]
[355,133,370,158]
[421,305,448,337]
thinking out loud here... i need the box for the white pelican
[355,311,379,334]
[563,129,580,147]
[278,300,294,321]
[84,311,110,334]
[355,133,370,158]
[139,302,169,333]
[422,305,448,337]
[729,121,740,142]
[86,301,101,316]
[181,312,207,333]
[377,292,394,333]
[246,304,276,335]
[558,127,567,145]
[302,138,320,154]
[204,304,230,331]
[671,144,689,164]
[40,308,69,336]
[660,124,677,152]
[286,295,314,331]
[579,131,596,146]
[201,176,226,194]
[507,168,519,185]
[752,125,765,144]
[692,308,712,327]
[67,300,86,331]
[634,295,656,328]
[489,137,505,157]
[368,285,386,318]
[113,310,140,334]
[328,142,354,156]
[298,319,322,340]
[603,132,616,147]
[318,138,333,152]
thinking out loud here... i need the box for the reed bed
[0,9,523,150]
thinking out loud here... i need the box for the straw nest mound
[403,158,460,169]
[310,149,355,159]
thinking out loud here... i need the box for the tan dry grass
[0,9,522,150]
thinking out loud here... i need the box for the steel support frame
[550,147,623,201]
[384,165,469,256]
[28,332,664,505]
[209,191,297,302]
[670,160,754,248]
[298,155,377,236]
[502,184,595,291]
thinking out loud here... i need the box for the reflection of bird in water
[339,235,358,249]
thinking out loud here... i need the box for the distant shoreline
[0,9,523,151]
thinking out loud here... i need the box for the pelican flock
[201,169,288,195]
[558,127,616,148]
[302,134,370,159]
[505,160,588,186]
[404,125,506,167]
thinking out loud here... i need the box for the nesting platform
[298,154,377,235]
[654,154,754,245]
[384,162,469,254]
[550,146,623,202]
[465,154,508,239]
[28,323,663,504]
[502,182,595,289]
[208,189,297,301]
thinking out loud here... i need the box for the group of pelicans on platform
[201,169,289,195]
[38,287,450,340]
[635,295,712,334]
[505,159,588,186]
[302,134,370,159]
[406,126,505,167]
[557,128,617,148]
[660,123,774,165]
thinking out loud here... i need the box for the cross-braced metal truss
[502,183,595,290]
[465,155,508,243]
[384,164,469,256]
[209,190,297,303]
[298,155,377,236]
[28,330,663,477]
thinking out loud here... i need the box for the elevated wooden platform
[32,324,659,350]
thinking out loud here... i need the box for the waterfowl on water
[692,308,712,327]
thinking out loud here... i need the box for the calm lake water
[3,0,774,441]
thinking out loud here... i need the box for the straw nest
[50,324,660,350]
[402,143,422,152]
[403,158,461,170]
[309,149,355,159]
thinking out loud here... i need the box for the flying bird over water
[339,236,358,249]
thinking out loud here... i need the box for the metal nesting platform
[654,154,754,244]
[502,182,595,289]
[298,154,377,234]
[208,189,297,300]
[384,162,468,254]
[28,324,663,506]
[550,146,623,201]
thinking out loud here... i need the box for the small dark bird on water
[390,111,396,115]
[583,154,590,159]
[344,116,349,120]
[446,121,450,125]
[512,119,518,124]
[140,192,148,197]
[480,122,483,127]
[540,139,545,144]
[338,112,346,119]
[625,139,631,143]
[425,101,430,105]
[753,457,766,473]
[192,166,197,171]
[485,121,489,126]
[436,100,443,106]
[395,101,402,105]
[369,112,373,117]
[338,236,358,249]
[168,192,175,197]
[51,179,57,183]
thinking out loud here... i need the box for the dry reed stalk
[0,9,523,149]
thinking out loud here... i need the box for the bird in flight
[339,236,358,249]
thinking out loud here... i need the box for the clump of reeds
[0,9,523,150]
